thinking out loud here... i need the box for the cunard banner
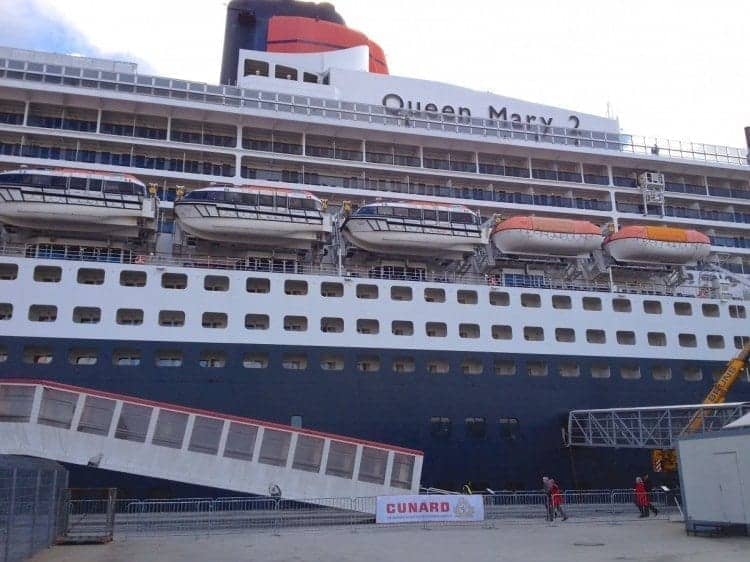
[375,494,485,524]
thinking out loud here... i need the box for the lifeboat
[491,216,603,257]
[0,168,155,237]
[603,225,711,264]
[342,201,487,258]
[174,185,331,249]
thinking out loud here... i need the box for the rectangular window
[426,322,447,337]
[674,302,692,316]
[152,409,189,449]
[499,418,520,440]
[459,323,480,339]
[430,417,451,438]
[68,348,97,366]
[357,319,379,334]
[282,353,307,370]
[524,326,544,341]
[457,290,478,304]
[582,297,602,311]
[424,287,445,303]
[77,395,116,435]
[527,361,548,377]
[647,332,667,347]
[245,314,269,330]
[246,277,270,293]
[617,331,636,345]
[284,315,308,332]
[38,388,78,429]
[29,305,57,322]
[494,359,516,376]
[492,325,512,340]
[620,365,641,380]
[391,286,412,301]
[643,300,662,314]
[489,291,510,306]
[115,403,152,442]
[77,268,105,285]
[34,265,62,283]
[284,280,308,295]
[358,446,388,484]
[292,435,324,472]
[521,293,541,308]
[159,310,185,327]
[465,417,487,438]
[652,366,672,381]
[702,303,720,318]
[0,303,11,321]
[679,333,697,348]
[162,273,187,289]
[427,359,449,374]
[0,263,19,280]
[155,350,182,367]
[555,328,575,343]
[461,357,483,375]
[707,335,725,349]
[356,284,378,299]
[586,329,606,344]
[357,355,380,372]
[552,295,571,309]
[204,275,229,292]
[683,366,703,382]
[558,363,580,377]
[325,441,356,478]
[321,317,344,333]
[202,312,228,329]
[23,346,53,365]
[390,453,415,489]
[0,385,35,422]
[321,282,343,297]
[243,352,268,369]
[393,356,415,373]
[729,305,747,319]
[188,416,224,455]
[320,354,344,371]
[612,298,632,313]
[199,350,226,368]
[72,306,100,324]
[591,364,611,378]
[120,270,146,287]
[117,308,143,325]
[223,422,258,461]
[258,429,292,466]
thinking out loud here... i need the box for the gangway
[567,402,750,449]
[0,380,422,512]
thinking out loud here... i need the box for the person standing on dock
[549,478,568,521]
[635,477,650,517]
[542,476,553,521]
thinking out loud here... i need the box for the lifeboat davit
[603,225,711,264]
[491,216,603,257]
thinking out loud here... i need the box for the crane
[652,340,750,472]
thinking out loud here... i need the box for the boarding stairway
[567,402,750,449]
[0,380,422,512]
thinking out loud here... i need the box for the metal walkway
[567,402,750,449]
[0,380,422,511]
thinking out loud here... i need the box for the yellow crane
[652,340,750,472]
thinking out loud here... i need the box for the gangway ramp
[0,380,422,511]
[567,402,750,449]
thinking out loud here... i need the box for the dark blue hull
[3,336,748,496]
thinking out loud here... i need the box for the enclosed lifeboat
[603,225,711,264]
[342,201,486,258]
[0,168,155,237]
[174,185,331,249]
[491,216,603,257]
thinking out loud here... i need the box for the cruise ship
[1,0,749,495]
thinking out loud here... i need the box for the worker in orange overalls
[549,478,567,521]
[635,477,650,517]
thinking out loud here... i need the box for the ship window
[527,361,548,377]
[647,332,667,347]
[457,290,478,304]
[246,277,270,293]
[321,317,344,333]
[465,417,487,438]
[116,308,143,325]
[68,348,97,366]
[357,319,379,334]
[303,72,318,84]
[0,263,18,280]
[77,396,116,436]
[162,273,187,289]
[620,365,642,380]
[199,350,226,368]
[155,350,183,367]
[555,328,575,343]
[320,354,344,371]
[120,270,146,287]
[392,321,414,336]
[224,422,258,461]
[202,312,227,329]
[617,331,636,345]
[356,284,378,299]
[29,305,57,322]
[188,416,224,455]
[33,266,61,283]
[293,434,324,473]
[159,310,185,327]
[523,326,544,341]
[275,64,297,81]
[612,298,632,313]
[582,297,602,311]
[391,286,412,301]
[115,403,152,443]
[490,291,510,306]
[586,329,606,344]
[258,194,274,207]
[707,335,725,349]
[77,268,105,285]
[243,59,269,77]
[356,355,380,372]
[38,388,78,429]
[494,359,516,376]
[243,353,268,369]
[679,333,697,348]
[113,349,141,366]
[702,303,720,318]
[284,280,307,295]
[393,356,415,373]
[492,325,512,340]
[459,323,480,339]
[0,346,7,363]
[426,322,447,337]
[499,418,520,440]
[282,353,307,370]
[559,363,580,377]
[204,275,229,291]
[244,314,269,330]
[729,305,747,319]
[22,346,53,364]
[591,364,611,378]
[552,295,571,309]
[425,287,445,302]
[521,293,541,308]
[427,359,449,374]
[152,410,188,449]
[652,366,672,381]
[643,300,662,314]
[391,453,415,489]
[735,336,750,349]
[674,302,692,316]
[284,315,307,332]
[461,357,483,375]
[321,282,343,297]
[0,303,11,320]
[326,441,356,479]
[358,446,388,484]
[683,366,703,381]
[0,385,35,422]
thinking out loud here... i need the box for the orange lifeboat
[603,225,711,264]
[491,216,603,257]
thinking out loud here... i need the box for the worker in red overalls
[549,478,568,521]
[635,477,650,517]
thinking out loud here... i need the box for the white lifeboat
[491,216,603,257]
[603,225,711,264]
[342,201,486,258]
[0,168,155,237]
[174,185,331,249]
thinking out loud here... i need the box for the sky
[1,0,748,148]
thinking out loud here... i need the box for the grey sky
[4,0,748,148]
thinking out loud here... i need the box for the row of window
[3,263,746,320]
[4,346,740,382]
